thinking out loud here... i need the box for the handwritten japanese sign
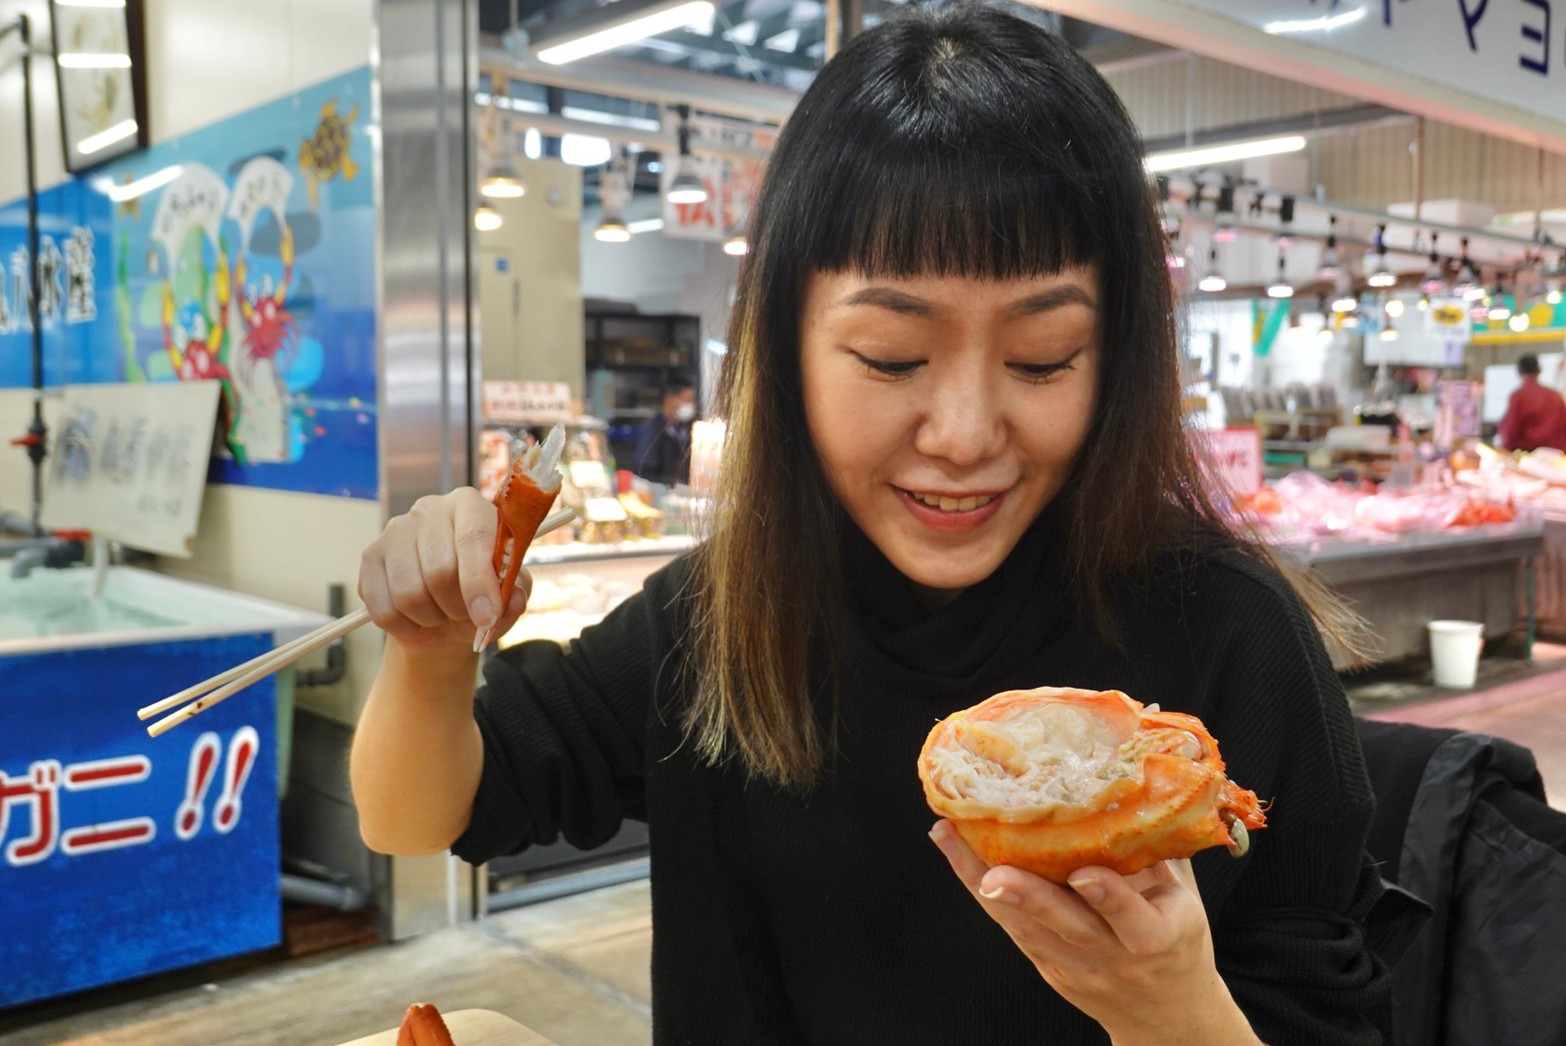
[0,636,278,1007]
[41,381,222,556]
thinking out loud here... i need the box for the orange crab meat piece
[918,686,1267,884]
[489,425,564,611]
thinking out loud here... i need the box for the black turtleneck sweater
[454,518,1388,1045]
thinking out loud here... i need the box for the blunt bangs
[757,5,1153,284]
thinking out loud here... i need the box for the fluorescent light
[1264,7,1368,35]
[626,218,665,234]
[53,0,125,7]
[93,164,182,202]
[57,52,132,69]
[560,106,662,132]
[1198,274,1227,293]
[1145,135,1307,173]
[534,0,715,65]
[77,119,138,156]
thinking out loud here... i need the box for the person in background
[632,382,695,485]
[351,8,1391,1043]
[1498,354,1566,452]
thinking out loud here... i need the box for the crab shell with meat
[919,686,1267,884]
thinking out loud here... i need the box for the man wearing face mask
[632,382,696,486]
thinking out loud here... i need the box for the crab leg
[476,424,565,650]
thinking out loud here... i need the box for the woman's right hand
[358,487,532,655]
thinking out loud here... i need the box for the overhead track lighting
[473,203,503,232]
[1267,250,1294,299]
[532,0,716,66]
[665,104,707,205]
[480,157,526,199]
[1198,246,1226,293]
[1367,224,1396,288]
[1317,215,1342,282]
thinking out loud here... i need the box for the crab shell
[918,687,1267,884]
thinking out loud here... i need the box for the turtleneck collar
[834,504,1074,692]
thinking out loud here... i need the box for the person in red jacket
[1498,355,1566,451]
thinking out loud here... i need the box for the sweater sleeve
[1195,556,1390,1046]
[449,555,690,865]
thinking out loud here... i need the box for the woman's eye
[851,353,923,377]
[1009,360,1075,383]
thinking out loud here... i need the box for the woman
[351,6,1388,1043]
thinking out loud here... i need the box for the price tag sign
[482,381,573,425]
[1194,427,1262,498]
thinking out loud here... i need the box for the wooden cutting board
[336,1008,556,1045]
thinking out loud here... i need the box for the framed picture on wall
[49,0,149,172]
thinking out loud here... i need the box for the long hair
[688,4,1365,788]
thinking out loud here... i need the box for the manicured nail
[472,626,490,653]
[469,596,495,628]
[1068,877,1106,904]
[979,885,1018,905]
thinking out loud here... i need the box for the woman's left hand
[928,819,1261,1045]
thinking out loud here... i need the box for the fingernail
[472,626,490,653]
[469,596,495,627]
[1068,876,1106,904]
[979,885,1018,905]
[928,824,946,845]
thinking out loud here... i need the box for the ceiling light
[1452,238,1481,300]
[626,218,665,234]
[1144,135,1307,174]
[533,0,715,65]
[1510,313,1531,333]
[1198,246,1226,293]
[1379,326,1399,342]
[723,233,749,256]
[1267,250,1294,299]
[480,158,526,199]
[666,104,707,205]
[1317,215,1342,282]
[1332,293,1358,314]
[1366,223,1396,288]
[1420,234,1447,296]
[1548,282,1563,305]
[1212,184,1237,243]
[594,215,631,242]
[1385,298,1405,318]
[473,203,504,232]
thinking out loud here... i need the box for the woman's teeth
[910,492,997,512]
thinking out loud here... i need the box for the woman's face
[800,268,1100,600]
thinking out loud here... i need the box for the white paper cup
[1428,620,1485,689]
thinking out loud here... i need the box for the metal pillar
[374,0,481,940]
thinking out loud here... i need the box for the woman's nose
[913,371,1006,467]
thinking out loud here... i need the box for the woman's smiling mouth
[895,487,1010,531]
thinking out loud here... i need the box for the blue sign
[0,635,279,1007]
[0,66,379,499]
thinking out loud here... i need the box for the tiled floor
[6,651,1566,1044]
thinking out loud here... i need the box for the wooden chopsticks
[138,508,576,737]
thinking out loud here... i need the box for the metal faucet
[7,536,87,579]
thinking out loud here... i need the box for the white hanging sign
[41,381,222,557]
[483,380,574,424]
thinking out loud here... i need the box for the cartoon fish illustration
[299,100,359,209]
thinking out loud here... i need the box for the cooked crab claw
[473,424,566,651]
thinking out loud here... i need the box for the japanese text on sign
[0,729,258,869]
[482,380,573,424]
[1194,427,1263,498]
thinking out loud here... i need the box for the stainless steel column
[374,0,480,941]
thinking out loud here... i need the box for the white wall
[0,0,380,724]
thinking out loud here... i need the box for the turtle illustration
[299,100,360,209]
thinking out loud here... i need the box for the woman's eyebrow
[835,287,938,317]
[1003,285,1098,317]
